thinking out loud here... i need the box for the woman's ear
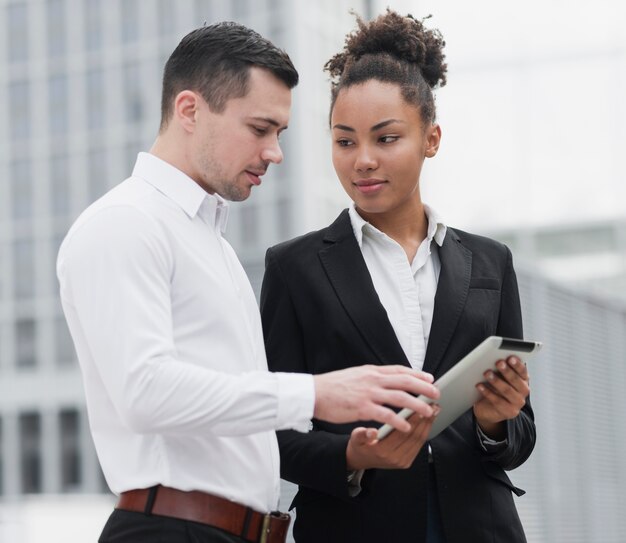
[424,124,442,158]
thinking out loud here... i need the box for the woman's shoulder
[267,209,351,261]
[446,226,512,262]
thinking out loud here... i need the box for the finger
[350,427,377,446]
[493,361,530,397]
[367,404,413,432]
[476,384,518,419]
[484,369,518,400]
[506,356,529,380]
[375,390,436,417]
[374,366,436,383]
[378,375,440,401]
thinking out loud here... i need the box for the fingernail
[477,384,485,392]
[510,358,518,366]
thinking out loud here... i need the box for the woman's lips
[354,178,387,194]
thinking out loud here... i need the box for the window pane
[9,80,30,140]
[11,160,32,220]
[49,74,68,135]
[84,0,102,51]
[241,205,258,246]
[13,239,35,300]
[86,68,105,130]
[46,0,66,58]
[15,318,37,369]
[55,316,75,366]
[50,155,70,216]
[19,412,42,494]
[157,0,175,36]
[59,409,81,491]
[123,63,143,123]
[120,0,139,43]
[88,148,108,202]
[7,2,29,63]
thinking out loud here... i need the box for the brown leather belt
[117,485,290,543]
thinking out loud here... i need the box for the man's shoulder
[62,178,165,251]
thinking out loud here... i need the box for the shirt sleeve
[57,205,314,437]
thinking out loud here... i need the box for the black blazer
[260,210,535,543]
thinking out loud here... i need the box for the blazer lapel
[318,211,410,367]
[423,229,472,376]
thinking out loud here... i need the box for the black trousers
[99,509,247,543]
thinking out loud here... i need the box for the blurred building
[492,220,626,306]
[0,0,364,504]
[1,1,625,543]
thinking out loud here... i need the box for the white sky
[368,0,626,231]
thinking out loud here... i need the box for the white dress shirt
[347,204,504,483]
[348,204,447,371]
[57,152,315,512]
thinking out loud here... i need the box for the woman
[261,10,535,543]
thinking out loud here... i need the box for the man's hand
[346,408,439,471]
[473,355,530,439]
[313,365,439,431]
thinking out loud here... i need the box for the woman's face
[331,80,441,218]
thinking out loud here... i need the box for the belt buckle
[259,513,271,543]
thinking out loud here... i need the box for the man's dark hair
[160,21,299,130]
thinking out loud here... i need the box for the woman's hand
[473,356,530,440]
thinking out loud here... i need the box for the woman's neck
[357,200,428,263]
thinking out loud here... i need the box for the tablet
[377,336,543,441]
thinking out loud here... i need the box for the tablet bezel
[377,336,542,441]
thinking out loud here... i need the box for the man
[57,22,439,543]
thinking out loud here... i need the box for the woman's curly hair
[325,10,447,124]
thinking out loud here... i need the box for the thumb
[351,427,378,446]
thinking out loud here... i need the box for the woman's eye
[252,126,268,136]
[336,139,353,147]
[379,135,398,144]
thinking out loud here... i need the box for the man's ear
[424,124,442,158]
[173,90,199,133]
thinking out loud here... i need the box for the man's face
[190,67,292,201]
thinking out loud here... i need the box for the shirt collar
[348,202,447,248]
[131,152,229,235]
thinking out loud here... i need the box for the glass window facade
[46,0,66,58]
[13,239,35,300]
[6,2,29,63]
[59,409,81,491]
[19,412,41,493]
[50,155,70,216]
[10,160,32,221]
[9,80,30,140]
[15,318,36,369]
[84,0,102,51]
[49,73,68,135]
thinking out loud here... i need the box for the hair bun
[326,10,447,89]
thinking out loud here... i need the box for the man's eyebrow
[250,116,288,130]
[332,119,404,132]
